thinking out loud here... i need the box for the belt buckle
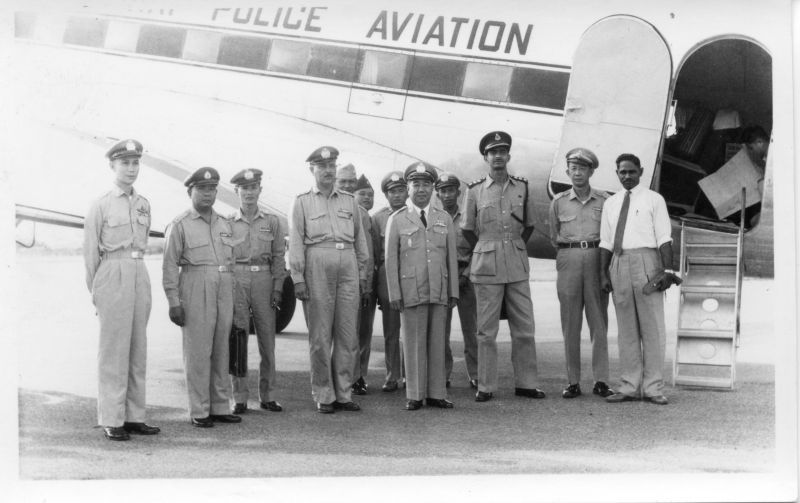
[250,265,260,272]
[580,241,589,249]
[131,250,143,259]
[335,243,344,250]
[218,265,228,272]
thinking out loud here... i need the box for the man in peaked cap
[385,162,458,410]
[227,169,288,415]
[373,170,409,392]
[163,166,242,427]
[436,172,479,389]
[463,131,545,403]
[549,148,614,400]
[84,139,159,441]
[288,146,370,413]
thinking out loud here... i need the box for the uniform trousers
[302,246,359,404]
[377,264,403,383]
[556,247,609,384]
[474,281,539,393]
[179,267,234,418]
[609,248,666,397]
[93,257,150,427]
[354,292,377,379]
[231,269,277,404]
[401,304,447,401]
[444,278,478,381]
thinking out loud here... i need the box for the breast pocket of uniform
[257,230,274,264]
[591,207,603,223]
[471,240,497,276]
[431,222,448,247]
[399,228,420,251]
[336,208,355,240]
[103,214,131,242]
[477,201,498,228]
[558,214,578,239]
[184,231,213,262]
[307,212,329,240]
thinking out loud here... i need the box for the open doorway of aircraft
[10,0,790,330]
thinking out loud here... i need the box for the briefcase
[229,325,248,377]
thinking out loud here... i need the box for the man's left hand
[448,297,458,309]
[271,290,283,309]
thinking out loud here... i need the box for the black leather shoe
[562,383,581,399]
[405,399,423,411]
[593,381,615,398]
[209,414,242,423]
[515,387,546,399]
[317,402,335,414]
[123,422,160,435]
[425,398,454,409]
[333,401,361,412]
[233,403,247,414]
[352,377,368,395]
[382,380,399,392]
[468,379,479,389]
[445,380,451,388]
[260,401,283,412]
[103,426,130,441]
[606,393,638,403]
[475,391,493,402]
[191,417,214,428]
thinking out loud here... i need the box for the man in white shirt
[599,153,679,405]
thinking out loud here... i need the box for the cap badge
[494,133,501,141]
[203,171,211,180]
[440,174,449,182]
[390,174,400,182]
[244,170,254,180]
[415,163,426,173]
[125,141,136,151]
[321,148,331,159]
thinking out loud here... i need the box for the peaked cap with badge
[479,131,512,155]
[435,172,460,190]
[184,167,221,187]
[306,146,339,164]
[106,139,143,160]
[381,171,407,193]
[565,147,599,169]
[403,161,438,183]
[230,168,263,186]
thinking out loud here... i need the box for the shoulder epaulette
[389,205,407,216]
[171,209,192,224]
[595,189,611,199]
[510,174,528,184]
[296,189,312,197]
[553,190,570,200]
[468,176,486,188]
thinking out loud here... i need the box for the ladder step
[685,242,738,248]
[674,374,733,388]
[677,328,736,339]
[685,256,738,265]
[680,285,737,294]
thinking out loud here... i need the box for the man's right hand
[294,282,310,301]
[600,272,613,293]
[389,299,404,312]
[458,275,469,291]
[168,306,185,327]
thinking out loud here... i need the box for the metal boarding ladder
[673,189,746,389]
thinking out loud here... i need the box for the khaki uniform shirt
[229,208,288,291]
[288,187,369,284]
[385,206,458,307]
[463,174,535,284]
[548,188,608,245]
[162,208,235,307]
[83,185,150,291]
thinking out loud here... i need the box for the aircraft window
[14,12,37,39]
[267,39,310,75]
[63,17,108,48]
[218,36,270,70]
[183,30,222,64]
[462,62,512,102]
[408,56,466,96]
[509,67,570,110]
[358,50,410,89]
[105,21,141,53]
[136,25,186,59]
[307,45,358,82]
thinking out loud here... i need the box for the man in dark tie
[599,153,680,405]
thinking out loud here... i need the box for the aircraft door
[347,47,412,120]
[551,16,672,192]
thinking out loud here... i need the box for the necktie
[419,209,427,228]
[612,191,631,255]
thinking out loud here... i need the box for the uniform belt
[182,264,232,273]
[618,247,657,255]
[307,242,353,250]
[233,264,271,272]
[102,249,144,260]
[558,240,600,249]
[478,233,520,240]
